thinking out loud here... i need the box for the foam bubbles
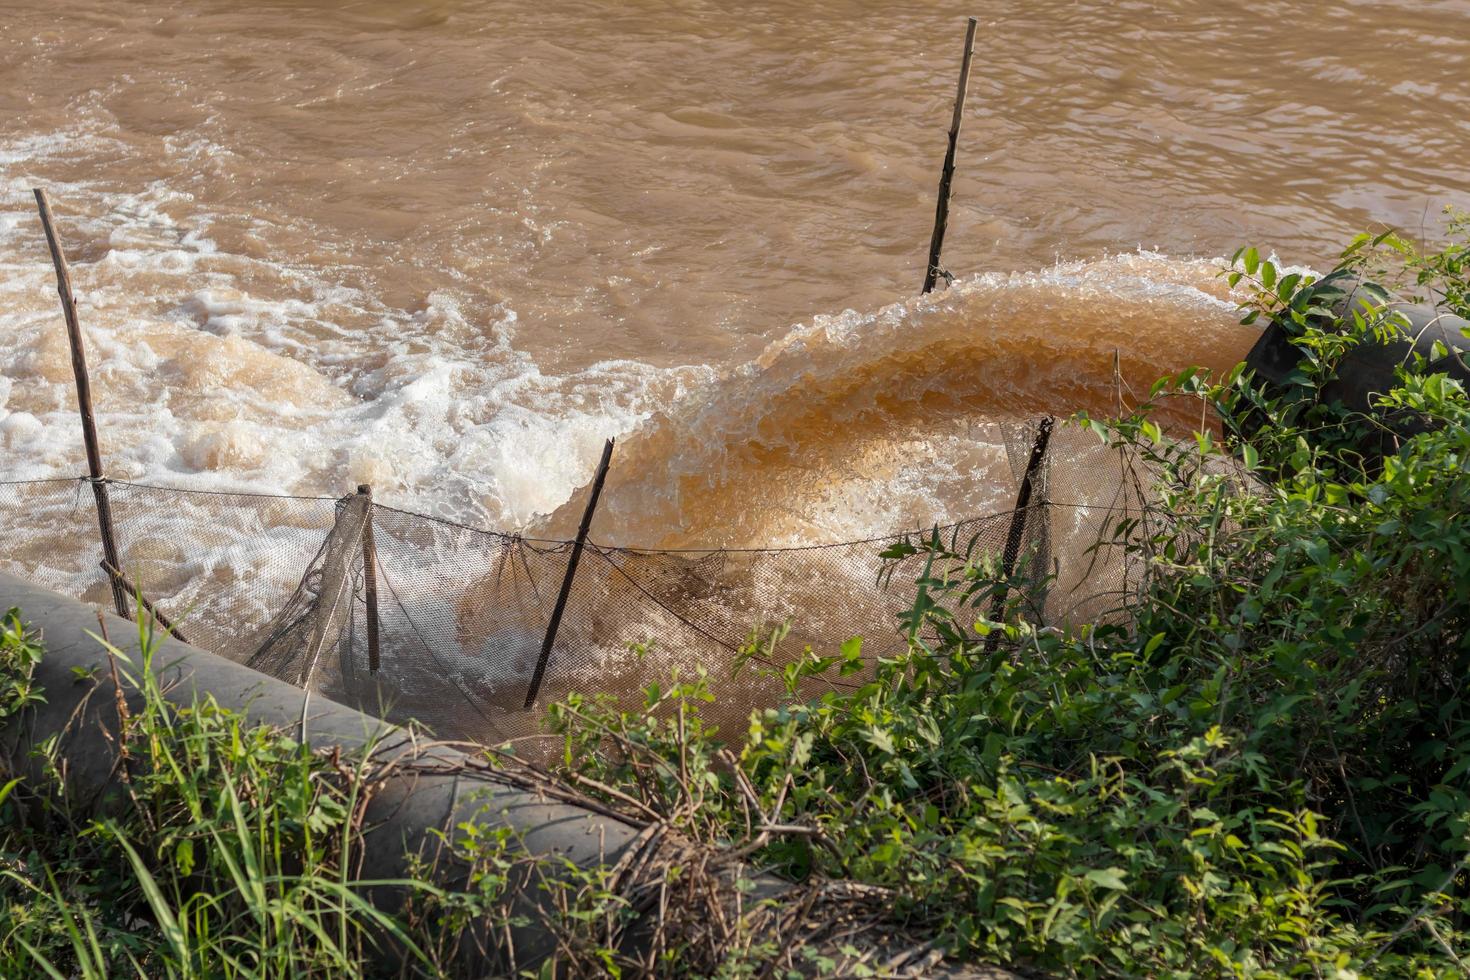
[177,422,270,471]
[1,412,43,449]
[2,123,1262,555]
[0,133,693,524]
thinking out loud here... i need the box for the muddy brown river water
[1,0,1467,546]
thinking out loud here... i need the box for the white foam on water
[0,124,707,535]
[0,124,1283,729]
[2,115,1269,572]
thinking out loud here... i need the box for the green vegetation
[0,615,524,978]
[4,222,1470,977]
[549,222,1470,977]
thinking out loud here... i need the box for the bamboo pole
[524,438,615,709]
[100,561,187,644]
[986,416,1054,651]
[921,16,979,295]
[34,189,130,619]
[358,485,382,674]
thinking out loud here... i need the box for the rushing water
[1,0,1467,546]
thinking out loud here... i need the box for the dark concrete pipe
[1241,272,1470,460]
[0,571,671,973]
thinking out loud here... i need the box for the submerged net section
[0,418,1157,751]
[233,501,1043,747]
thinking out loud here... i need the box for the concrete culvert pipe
[1239,271,1470,461]
[0,573,1014,978]
[0,571,659,973]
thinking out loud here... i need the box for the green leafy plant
[545,225,1470,977]
[0,607,44,723]
[0,613,513,978]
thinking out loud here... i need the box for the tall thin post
[986,416,1054,650]
[34,189,129,619]
[357,485,382,674]
[524,438,615,709]
[921,16,979,295]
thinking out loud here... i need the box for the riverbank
[5,225,1470,976]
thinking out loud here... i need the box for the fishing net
[0,417,1154,751]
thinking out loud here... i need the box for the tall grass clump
[0,613,520,978]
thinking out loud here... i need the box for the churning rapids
[2,0,1469,549]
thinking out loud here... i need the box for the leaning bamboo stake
[34,189,130,618]
[921,16,979,295]
[100,561,187,644]
[986,416,1054,652]
[358,485,382,674]
[525,438,615,708]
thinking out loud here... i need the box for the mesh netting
[0,418,1154,751]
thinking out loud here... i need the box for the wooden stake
[986,416,1053,650]
[525,438,615,709]
[922,17,979,295]
[100,561,188,644]
[34,189,129,619]
[358,484,382,674]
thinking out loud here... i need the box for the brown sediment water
[1,0,1467,546]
